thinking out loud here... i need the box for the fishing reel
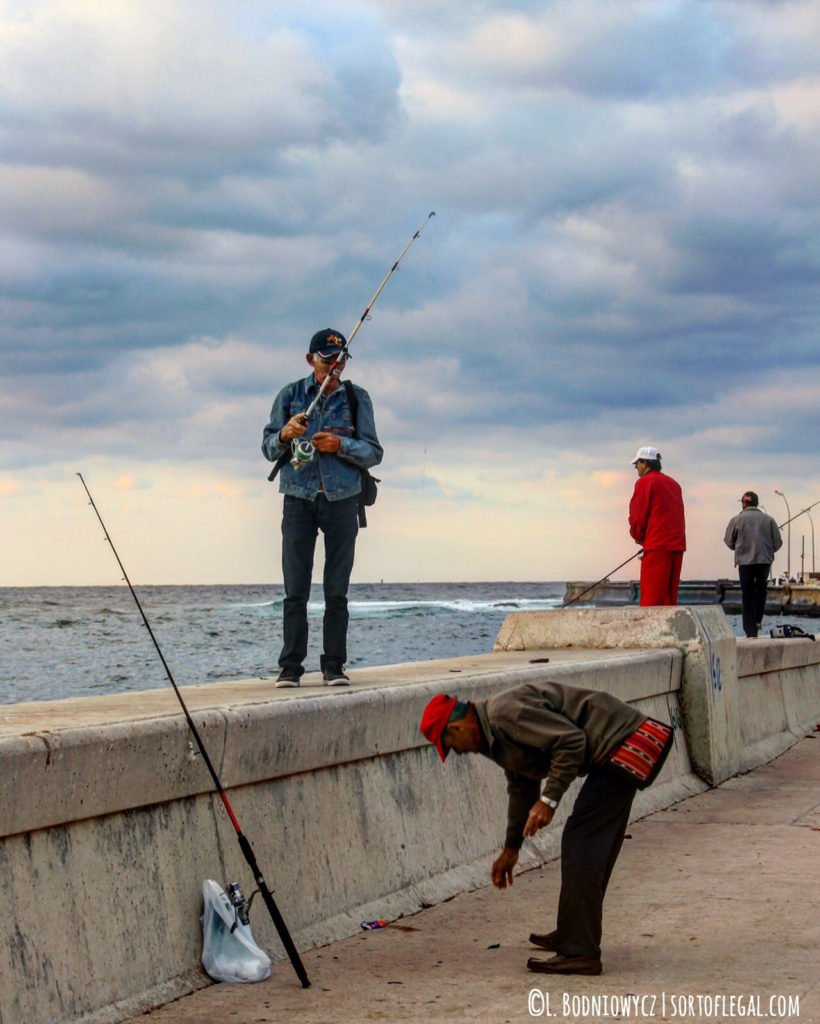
[226,881,259,929]
[290,437,315,470]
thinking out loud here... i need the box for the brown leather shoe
[529,930,559,952]
[527,954,602,975]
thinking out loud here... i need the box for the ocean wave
[344,597,562,618]
[228,595,561,617]
[232,600,281,610]
[0,582,567,703]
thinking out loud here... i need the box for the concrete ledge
[495,606,740,784]
[3,611,819,1024]
[2,646,693,1024]
[735,635,820,771]
[736,634,820,677]
[494,605,703,650]
[0,650,679,839]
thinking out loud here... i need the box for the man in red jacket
[628,446,686,606]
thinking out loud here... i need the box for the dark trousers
[280,493,359,671]
[738,563,771,637]
[556,765,638,959]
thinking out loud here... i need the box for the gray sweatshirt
[724,508,782,566]
[474,681,646,849]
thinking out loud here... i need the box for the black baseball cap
[309,329,347,359]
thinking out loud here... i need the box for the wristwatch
[539,796,558,810]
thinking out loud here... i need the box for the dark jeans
[555,765,638,959]
[738,563,771,637]
[280,493,359,671]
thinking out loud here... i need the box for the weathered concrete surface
[496,607,745,785]
[3,613,819,1024]
[0,646,693,1024]
[0,648,676,837]
[496,610,819,786]
[493,606,705,650]
[124,735,820,1024]
[735,635,820,771]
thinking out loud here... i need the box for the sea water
[0,582,565,705]
[0,582,800,706]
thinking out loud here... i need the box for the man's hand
[491,847,519,889]
[523,799,554,837]
[279,415,308,443]
[311,431,342,453]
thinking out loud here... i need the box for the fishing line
[303,210,435,419]
[281,211,436,473]
[76,472,311,989]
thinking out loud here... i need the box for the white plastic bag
[200,879,272,983]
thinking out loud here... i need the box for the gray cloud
[1,0,819,486]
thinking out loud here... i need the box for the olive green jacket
[474,681,646,849]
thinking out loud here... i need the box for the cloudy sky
[2,0,818,586]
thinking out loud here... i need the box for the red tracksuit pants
[639,550,684,606]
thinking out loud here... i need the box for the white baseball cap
[630,446,661,465]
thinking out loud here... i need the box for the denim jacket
[262,374,383,501]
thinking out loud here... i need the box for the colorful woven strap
[609,718,673,784]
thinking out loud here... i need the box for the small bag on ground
[200,879,271,983]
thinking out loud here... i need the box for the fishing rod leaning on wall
[77,472,311,989]
[269,211,436,480]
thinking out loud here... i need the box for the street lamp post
[774,490,791,579]
[807,509,816,577]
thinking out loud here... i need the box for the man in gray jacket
[420,681,673,976]
[724,491,783,638]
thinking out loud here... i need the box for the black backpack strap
[267,450,289,482]
[342,380,368,528]
[342,379,359,429]
[267,386,299,482]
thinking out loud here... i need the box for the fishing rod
[303,211,435,419]
[286,211,435,472]
[562,550,643,608]
[564,495,820,610]
[777,498,819,530]
[76,473,311,990]
[562,496,820,611]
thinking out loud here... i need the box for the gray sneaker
[275,666,302,688]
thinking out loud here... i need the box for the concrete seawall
[1,608,818,1024]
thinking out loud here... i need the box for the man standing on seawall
[262,329,383,687]
[628,446,686,606]
[419,683,673,976]
[723,491,782,638]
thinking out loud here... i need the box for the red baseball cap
[419,694,457,762]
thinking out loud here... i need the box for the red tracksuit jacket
[628,471,686,551]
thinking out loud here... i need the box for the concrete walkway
[125,735,820,1024]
